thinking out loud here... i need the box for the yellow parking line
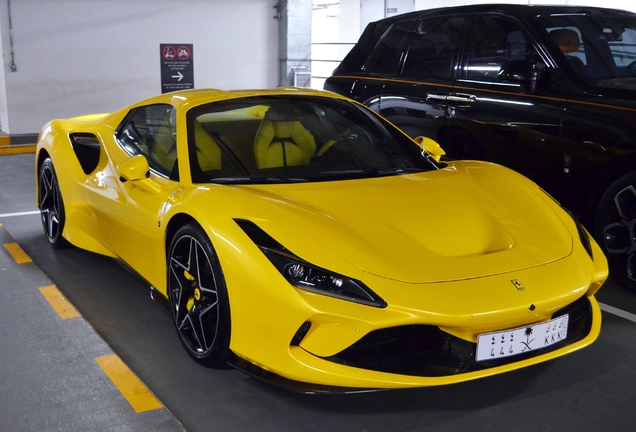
[39,285,81,319]
[0,144,36,155]
[3,242,32,264]
[95,354,164,413]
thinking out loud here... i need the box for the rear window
[363,19,416,75]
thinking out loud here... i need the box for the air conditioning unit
[290,66,311,87]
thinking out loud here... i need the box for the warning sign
[160,44,194,94]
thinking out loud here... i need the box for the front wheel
[38,158,70,248]
[167,224,232,367]
[595,172,636,290]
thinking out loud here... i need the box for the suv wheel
[595,172,636,290]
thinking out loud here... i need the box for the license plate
[475,314,569,362]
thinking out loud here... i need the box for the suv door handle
[427,93,476,103]
[427,93,450,101]
[446,94,476,103]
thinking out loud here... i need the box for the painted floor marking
[39,285,80,319]
[95,354,164,413]
[3,242,32,264]
[0,210,40,218]
[599,302,636,324]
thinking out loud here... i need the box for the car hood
[239,161,572,283]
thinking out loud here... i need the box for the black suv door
[450,14,570,196]
[324,18,416,112]
[375,15,464,143]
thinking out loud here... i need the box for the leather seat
[253,109,316,169]
[192,119,222,172]
[550,29,587,76]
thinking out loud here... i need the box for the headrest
[264,104,305,122]
[550,29,580,53]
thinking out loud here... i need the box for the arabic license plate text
[476,315,569,362]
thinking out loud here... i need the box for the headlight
[235,219,387,308]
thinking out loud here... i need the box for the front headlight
[235,219,387,308]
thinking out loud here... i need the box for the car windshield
[538,12,636,88]
[185,95,438,184]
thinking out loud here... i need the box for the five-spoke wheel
[38,158,69,248]
[168,224,231,367]
[596,172,636,290]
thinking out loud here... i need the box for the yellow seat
[254,112,316,169]
[193,120,222,172]
[150,122,177,174]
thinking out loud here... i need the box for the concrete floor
[2,152,636,432]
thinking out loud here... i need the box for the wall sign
[160,44,194,93]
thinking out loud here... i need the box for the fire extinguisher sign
[160,44,194,93]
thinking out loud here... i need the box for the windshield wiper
[308,169,371,180]
[374,167,425,175]
[209,175,308,184]
[309,167,425,181]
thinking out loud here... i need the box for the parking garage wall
[0,0,278,136]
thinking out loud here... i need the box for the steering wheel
[341,125,374,146]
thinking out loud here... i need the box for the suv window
[364,19,416,75]
[538,13,636,82]
[116,104,177,178]
[607,27,636,67]
[464,16,538,82]
[401,16,465,80]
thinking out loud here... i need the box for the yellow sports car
[35,88,608,392]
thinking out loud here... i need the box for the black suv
[325,4,636,289]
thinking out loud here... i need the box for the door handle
[427,93,476,103]
[446,94,476,103]
[427,93,449,101]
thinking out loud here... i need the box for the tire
[167,223,232,367]
[594,172,636,290]
[38,158,70,248]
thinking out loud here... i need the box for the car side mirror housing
[498,60,539,93]
[414,136,446,162]
[117,155,161,194]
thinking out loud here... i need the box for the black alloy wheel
[168,224,231,367]
[595,172,636,290]
[38,158,70,248]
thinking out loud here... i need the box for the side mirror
[414,136,446,163]
[498,60,539,93]
[117,155,161,194]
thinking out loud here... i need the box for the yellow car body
[35,88,608,392]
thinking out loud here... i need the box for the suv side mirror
[498,60,539,93]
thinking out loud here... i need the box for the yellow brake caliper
[184,269,196,311]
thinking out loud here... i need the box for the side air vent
[290,321,312,346]
[70,133,101,174]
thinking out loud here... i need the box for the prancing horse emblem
[511,279,525,291]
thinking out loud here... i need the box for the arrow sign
[161,43,193,94]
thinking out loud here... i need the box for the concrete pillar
[277,0,312,87]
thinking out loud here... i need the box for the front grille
[325,325,452,375]
[325,296,594,377]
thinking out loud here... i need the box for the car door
[449,14,570,191]
[377,15,464,142]
[325,18,415,112]
[90,104,180,288]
